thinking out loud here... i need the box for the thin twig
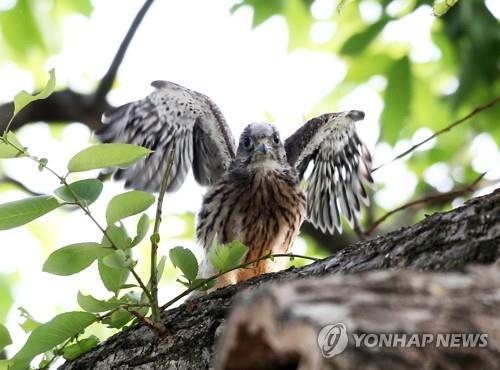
[365,171,487,235]
[160,253,318,310]
[372,96,500,172]
[352,217,367,241]
[93,0,155,107]
[149,149,175,329]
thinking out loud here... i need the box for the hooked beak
[255,143,269,154]
[347,110,365,121]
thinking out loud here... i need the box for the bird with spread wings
[98,81,373,291]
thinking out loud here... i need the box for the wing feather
[285,110,373,234]
[97,81,236,192]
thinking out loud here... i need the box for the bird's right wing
[285,111,373,234]
[97,81,236,192]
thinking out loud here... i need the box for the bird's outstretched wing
[97,81,236,192]
[285,110,373,234]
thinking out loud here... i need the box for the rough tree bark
[58,188,500,370]
[217,265,500,370]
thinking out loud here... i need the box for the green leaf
[0,324,12,351]
[101,224,131,250]
[156,255,167,282]
[106,190,155,225]
[43,242,111,276]
[54,179,103,206]
[0,195,60,230]
[77,292,121,313]
[433,0,458,16]
[38,158,48,171]
[0,0,47,61]
[143,256,166,302]
[283,0,314,50]
[102,250,129,269]
[169,246,199,282]
[0,274,14,324]
[67,143,152,173]
[231,0,282,28]
[62,335,99,360]
[98,257,129,295]
[119,284,138,289]
[10,312,96,370]
[56,0,94,17]
[208,240,249,273]
[18,307,41,334]
[0,132,27,158]
[131,213,150,247]
[381,56,412,145]
[12,69,56,120]
[102,308,132,329]
[344,53,392,83]
[340,18,389,56]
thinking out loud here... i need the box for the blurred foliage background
[0,0,498,359]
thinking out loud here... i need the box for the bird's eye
[243,136,252,149]
[273,134,280,144]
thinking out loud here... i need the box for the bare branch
[0,174,44,196]
[93,0,155,108]
[0,0,156,133]
[0,90,103,133]
[372,96,500,172]
[365,171,488,235]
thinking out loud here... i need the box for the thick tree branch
[59,188,500,370]
[0,90,103,133]
[0,0,156,132]
[217,264,500,370]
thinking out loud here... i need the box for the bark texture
[217,265,500,370]
[59,189,500,370]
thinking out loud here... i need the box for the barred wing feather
[285,111,373,234]
[97,81,236,192]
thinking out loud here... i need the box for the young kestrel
[98,81,373,290]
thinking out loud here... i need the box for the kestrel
[98,81,373,290]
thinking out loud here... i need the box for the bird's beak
[255,143,269,154]
[347,110,365,121]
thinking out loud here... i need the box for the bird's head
[235,122,287,169]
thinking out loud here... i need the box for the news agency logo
[317,323,489,358]
[317,323,349,357]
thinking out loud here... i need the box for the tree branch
[364,171,489,235]
[92,0,155,108]
[0,0,156,132]
[59,188,500,370]
[372,96,500,172]
[217,264,500,370]
[0,174,43,196]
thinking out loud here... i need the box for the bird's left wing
[285,110,373,234]
[97,81,236,192]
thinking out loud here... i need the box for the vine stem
[149,149,175,330]
[160,253,318,310]
[1,137,154,308]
